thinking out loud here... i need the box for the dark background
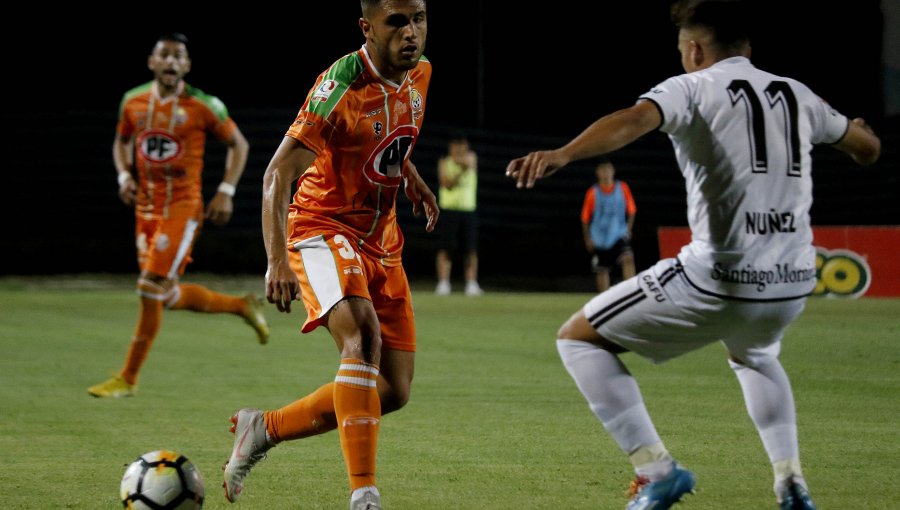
[6,1,896,290]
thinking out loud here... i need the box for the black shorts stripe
[587,288,644,323]
[659,264,683,286]
[590,292,647,329]
[657,265,677,284]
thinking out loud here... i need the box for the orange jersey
[117,82,236,218]
[285,46,431,266]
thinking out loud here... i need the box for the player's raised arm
[262,136,315,313]
[506,100,661,189]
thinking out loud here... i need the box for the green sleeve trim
[186,84,230,121]
[118,81,153,116]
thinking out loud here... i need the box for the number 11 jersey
[640,56,849,300]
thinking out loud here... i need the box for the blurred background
[5,0,897,291]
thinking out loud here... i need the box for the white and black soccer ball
[120,450,204,509]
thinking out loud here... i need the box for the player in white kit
[506,1,881,509]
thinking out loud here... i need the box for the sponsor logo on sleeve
[311,80,338,103]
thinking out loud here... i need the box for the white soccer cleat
[350,486,382,510]
[464,280,484,297]
[435,280,451,296]
[223,409,272,503]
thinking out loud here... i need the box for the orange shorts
[135,202,202,279]
[288,232,416,352]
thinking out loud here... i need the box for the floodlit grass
[0,275,897,509]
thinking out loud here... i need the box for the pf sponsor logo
[813,248,871,298]
[311,79,338,103]
[137,129,182,163]
[363,125,418,187]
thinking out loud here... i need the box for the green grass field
[1,275,897,509]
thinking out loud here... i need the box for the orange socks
[168,283,245,314]
[264,383,338,441]
[119,296,163,385]
[334,359,381,490]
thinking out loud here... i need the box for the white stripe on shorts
[294,235,343,320]
[167,219,199,279]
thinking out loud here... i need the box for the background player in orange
[88,33,269,398]
[581,159,637,292]
[223,2,436,509]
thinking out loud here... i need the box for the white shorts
[583,258,807,366]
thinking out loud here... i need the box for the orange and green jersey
[285,46,431,267]
[117,82,236,218]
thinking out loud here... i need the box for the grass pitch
[0,275,897,509]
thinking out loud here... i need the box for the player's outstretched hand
[506,149,569,189]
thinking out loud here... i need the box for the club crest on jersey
[137,129,183,163]
[410,88,423,119]
[363,125,418,187]
[174,107,188,125]
[373,121,384,140]
[311,80,338,103]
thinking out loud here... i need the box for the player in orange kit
[222,2,437,508]
[88,33,269,398]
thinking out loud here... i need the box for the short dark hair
[156,32,189,50]
[361,0,426,16]
[671,0,750,53]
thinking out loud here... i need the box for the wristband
[117,172,133,186]
[217,182,236,197]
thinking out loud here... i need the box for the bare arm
[404,160,440,232]
[206,126,250,226]
[263,136,316,313]
[834,118,881,166]
[112,134,136,206]
[581,223,593,253]
[506,100,661,189]
[626,213,636,239]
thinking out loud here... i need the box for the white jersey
[640,56,849,300]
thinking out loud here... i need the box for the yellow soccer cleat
[242,294,270,345]
[88,376,135,398]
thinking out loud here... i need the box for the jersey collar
[151,81,185,104]
[361,45,408,92]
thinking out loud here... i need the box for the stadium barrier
[658,226,900,298]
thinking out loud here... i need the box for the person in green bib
[435,135,483,296]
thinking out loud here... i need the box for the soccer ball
[120,450,204,509]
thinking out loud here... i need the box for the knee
[380,384,411,414]
[557,322,573,340]
[136,274,176,306]
[557,314,583,340]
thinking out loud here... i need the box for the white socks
[557,339,670,478]
[729,358,799,464]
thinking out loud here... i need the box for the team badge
[411,88,423,118]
